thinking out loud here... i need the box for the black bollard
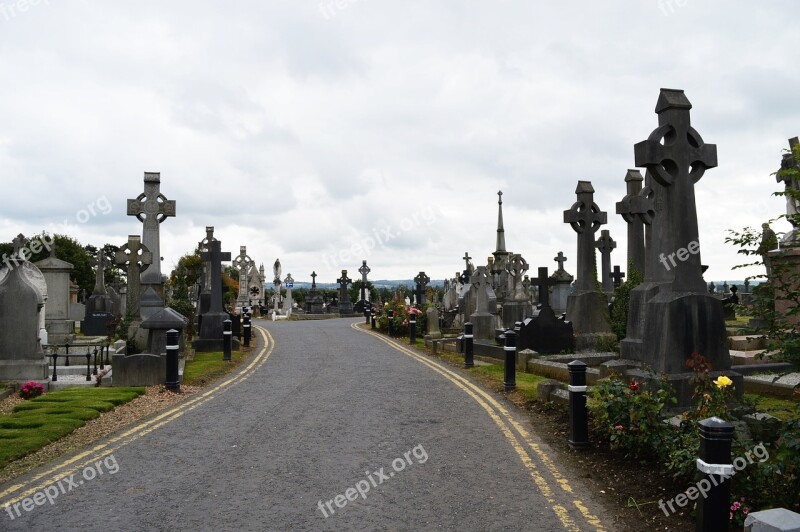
[388,310,395,337]
[223,319,232,361]
[371,309,376,330]
[514,321,522,335]
[696,417,735,532]
[409,313,417,345]
[503,329,516,391]
[243,313,251,348]
[165,328,180,392]
[568,360,589,449]
[365,307,370,325]
[464,322,474,368]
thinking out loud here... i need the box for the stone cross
[615,169,646,275]
[91,249,107,296]
[197,226,216,292]
[634,88,717,292]
[414,271,430,306]
[534,267,555,309]
[563,181,607,291]
[114,235,153,317]
[554,252,567,272]
[471,266,491,314]
[462,252,474,282]
[232,246,253,306]
[359,260,371,303]
[506,254,529,299]
[199,240,231,315]
[11,233,27,263]
[127,172,175,285]
[310,271,318,289]
[611,265,625,288]
[337,270,352,304]
[595,230,617,294]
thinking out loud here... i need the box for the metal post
[85,347,91,381]
[388,310,395,337]
[568,360,589,449]
[464,322,474,368]
[503,329,516,391]
[99,344,105,370]
[371,309,376,330]
[223,319,232,361]
[65,342,70,366]
[93,347,99,375]
[409,313,417,345]
[243,313,251,348]
[696,417,735,532]
[105,344,110,366]
[365,307,370,324]
[165,329,180,392]
[514,321,522,335]
[51,350,58,382]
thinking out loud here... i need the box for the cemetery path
[1,318,614,531]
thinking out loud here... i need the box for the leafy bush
[19,381,44,400]
[610,263,642,339]
[587,373,676,460]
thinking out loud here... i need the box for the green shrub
[587,373,677,461]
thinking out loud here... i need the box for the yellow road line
[0,326,275,505]
[353,323,605,532]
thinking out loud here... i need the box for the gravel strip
[0,385,199,485]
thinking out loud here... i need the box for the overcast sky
[1,1,797,284]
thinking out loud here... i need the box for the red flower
[628,379,640,391]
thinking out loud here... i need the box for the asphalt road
[0,318,613,531]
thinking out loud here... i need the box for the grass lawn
[745,393,800,421]
[0,387,144,468]
[182,349,249,387]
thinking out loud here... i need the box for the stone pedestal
[0,264,48,381]
[469,313,495,341]
[768,247,800,326]
[550,271,573,316]
[35,254,75,344]
[425,307,442,340]
[566,290,612,337]
[502,300,532,329]
[141,307,189,356]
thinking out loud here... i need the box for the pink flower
[628,379,640,391]
[614,425,624,430]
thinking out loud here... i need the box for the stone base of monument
[518,309,575,354]
[46,319,76,344]
[502,300,532,330]
[192,337,241,353]
[566,290,612,335]
[640,292,731,374]
[469,313,496,341]
[82,311,115,336]
[0,359,49,381]
[111,352,165,387]
[768,247,800,327]
[626,368,744,408]
[574,332,616,352]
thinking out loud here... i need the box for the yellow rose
[714,375,733,389]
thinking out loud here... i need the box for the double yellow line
[0,325,275,506]
[353,324,605,532]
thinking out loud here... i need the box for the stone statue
[758,223,778,276]
[776,137,800,245]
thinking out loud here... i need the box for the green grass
[745,393,800,421]
[0,387,144,468]
[470,364,548,402]
[182,350,248,387]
